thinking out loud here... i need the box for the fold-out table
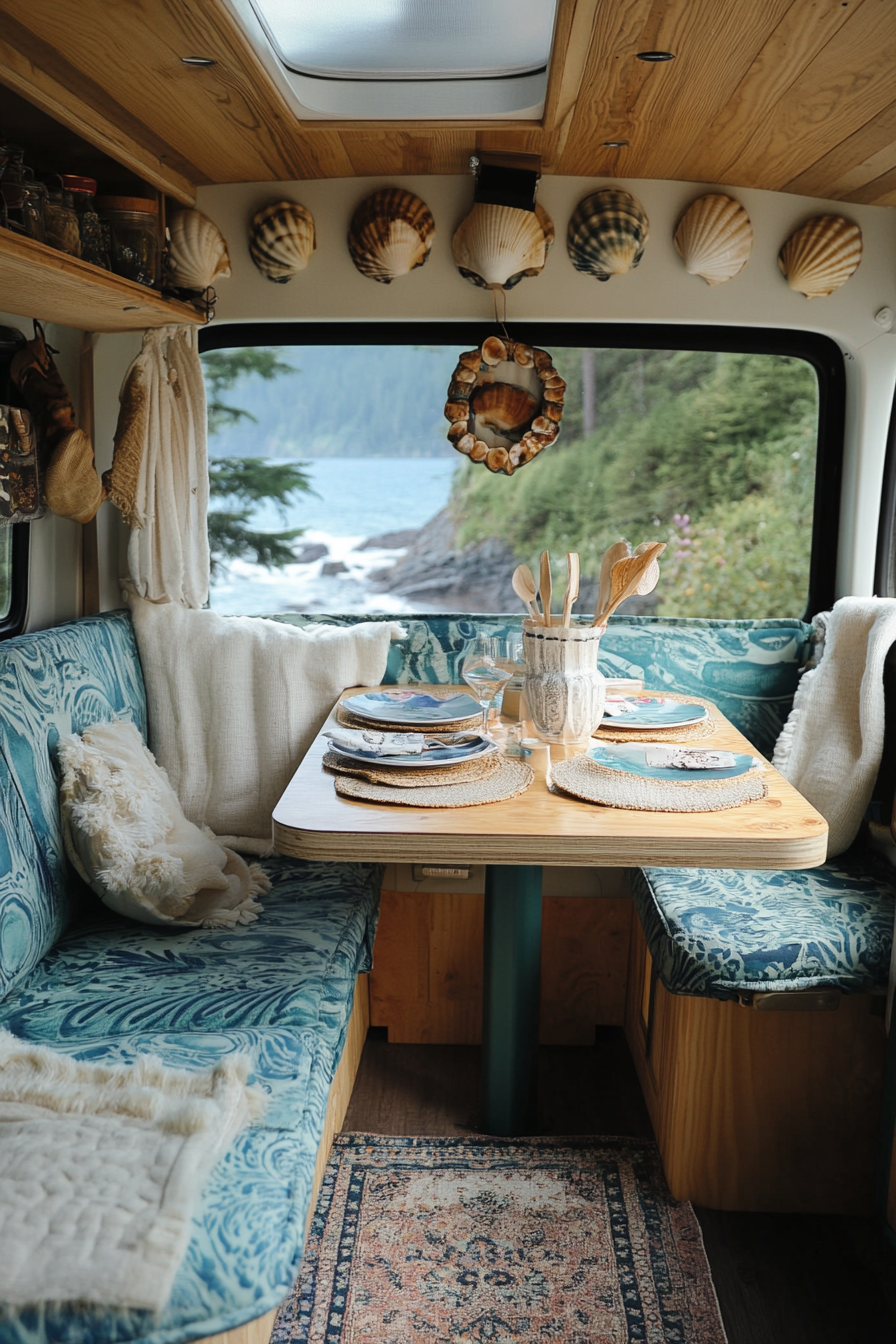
[273,686,828,1136]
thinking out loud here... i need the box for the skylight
[244,0,558,118]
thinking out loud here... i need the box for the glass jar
[44,184,82,257]
[1,148,48,243]
[96,195,159,287]
[61,175,109,269]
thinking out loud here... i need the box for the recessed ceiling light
[181,56,217,67]
[603,140,629,147]
[636,51,675,62]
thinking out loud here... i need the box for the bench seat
[631,857,895,1000]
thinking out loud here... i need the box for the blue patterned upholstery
[632,860,895,999]
[276,613,813,756]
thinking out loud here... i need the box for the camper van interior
[2,2,896,1341]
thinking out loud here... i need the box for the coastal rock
[356,527,421,550]
[369,509,521,612]
[321,559,349,575]
[295,542,328,563]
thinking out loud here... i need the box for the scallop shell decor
[452,202,554,290]
[249,200,316,284]
[567,188,649,282]
[443,339,565,476]
[168,209,231,293]
[778,215,863,299]
[673,194,752,286]
[347,188,434,284]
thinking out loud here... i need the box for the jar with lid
[61,175,109,269]
[96,196,159,287]
[1,147,48,244]
[44,180,81,257]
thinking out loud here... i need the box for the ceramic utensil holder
[522,619,606,744]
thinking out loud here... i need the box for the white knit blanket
[0,1032,264,1310]
[128,595,404,851]
[772,597,896,857]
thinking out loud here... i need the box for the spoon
[512,564,540,622]
[595,541,629,626]
[561,551,580,627]
[633,540,666,596]
[539,550,552,627]
[593,543,665,625]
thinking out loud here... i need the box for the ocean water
[209,457,458,615]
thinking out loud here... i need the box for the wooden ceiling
[1,0,895,207]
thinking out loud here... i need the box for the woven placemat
[334,756,534,808]
[593,691,718,744]
[337,705,482,734]
[551,754,767,812]
[322,748,503,788]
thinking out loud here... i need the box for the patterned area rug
[273,1134,728,1344]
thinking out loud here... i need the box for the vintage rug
[273,1134,728,1344]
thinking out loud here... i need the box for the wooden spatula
[593,543,665,625]
[633,540,666,596]
[512,564,540,622]
[561,552,580,627]
[539,550,552,627]
[595,541,629,626]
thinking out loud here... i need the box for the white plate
[600,696,708,729]
[342,690,481,726]
[329,735,497,769]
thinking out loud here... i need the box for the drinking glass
[461,636,514,736]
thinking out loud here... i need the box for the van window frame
[0,522,29,640]
[200,322,846,620]
[875,389,896,597]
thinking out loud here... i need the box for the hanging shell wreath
[347,187,435,283]
[452,202,554,290]
[673,194,752,286]
[778,214,862,299]
[444,338,564,476]
[167,209,231,294]
[567,187,649,281]
[249,200,315,283]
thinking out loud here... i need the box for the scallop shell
[673,194,752,286]
[168,209,231,292]
[250,201,315,283]
[778,215,862,299]
[348,188,434,284]
[567,188,649,282]
[470,383,539,435]
[453,202,554,290]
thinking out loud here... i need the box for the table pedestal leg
[481,864,543,1135]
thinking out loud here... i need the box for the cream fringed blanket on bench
[0,1032,265,1310]
[128,594,404,854]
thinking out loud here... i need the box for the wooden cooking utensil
[595,541,629,626]
[539,550,552,627]
[512,564,540,622]
[633,540,666,596]
[561,551,580,627]
[593,542,665,625]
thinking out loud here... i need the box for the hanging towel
[772,596,896,857]
[112,326,210,608]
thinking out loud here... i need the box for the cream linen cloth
[128,594,404,852]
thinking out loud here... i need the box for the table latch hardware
[412,865,471,882]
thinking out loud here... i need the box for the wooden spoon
[593,543,665,625]
[561,552,580,627]
[512,564,540,622]
[595,541,629,626]
[539,550,552,627]
[633,540,666,596]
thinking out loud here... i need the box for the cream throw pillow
[57,720,270,928]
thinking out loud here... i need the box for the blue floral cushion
[632,859,895,998]
[0,857,380,1049]
[275,613,813,756]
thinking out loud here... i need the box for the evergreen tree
[200,349,314,578]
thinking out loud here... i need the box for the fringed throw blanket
[0,1032,265,1310]
[772,597,896,857]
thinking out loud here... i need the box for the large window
[199,325,843,620]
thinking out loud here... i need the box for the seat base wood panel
[624,919,886,1215]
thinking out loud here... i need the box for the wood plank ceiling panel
[784,98,896,202]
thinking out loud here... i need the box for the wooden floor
[342,1030,896,1344]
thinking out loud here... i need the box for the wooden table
[274,687,828,1135]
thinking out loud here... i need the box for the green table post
[481,863,543,1135]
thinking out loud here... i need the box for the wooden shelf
[0,227,204,332]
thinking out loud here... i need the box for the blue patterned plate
[330,735,497,769]
[343,690,481,725]
[601,696,708,729]
[587,742,755,781]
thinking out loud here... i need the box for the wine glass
[462,636,514,737]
